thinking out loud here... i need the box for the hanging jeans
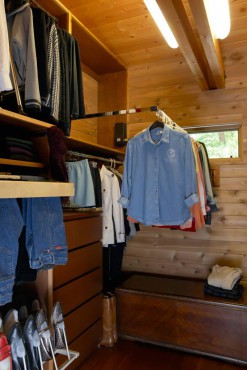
[22,197,68,270]
[0,199,24,306]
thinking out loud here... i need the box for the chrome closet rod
[81,105,159,119]
[67,150,124,165]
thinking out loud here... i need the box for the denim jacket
[119,125,199,226]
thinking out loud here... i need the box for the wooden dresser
[53,211,103,369]
[116,274,247,366]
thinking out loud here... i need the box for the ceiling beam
[156,0,210,91]
[188,0,225,89]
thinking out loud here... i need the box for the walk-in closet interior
[1,0,247,369]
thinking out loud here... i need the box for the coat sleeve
[118,140,133,208]
[184,136,199,208]
[112,175,125,243]
[0,1,12,91]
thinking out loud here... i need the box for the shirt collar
[143,125,170,144]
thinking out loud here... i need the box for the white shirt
[100,165,125,247]
[0,0,12,92]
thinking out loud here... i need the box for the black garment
[103,243,126,293]
[204,281,244,300]
[57,29,70,136]
[32,8,49,102]
[74,38,85,118]
[89,164,102,207]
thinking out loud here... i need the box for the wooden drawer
[56,319,102,369]
[53,242,102,289]
[54,268,102,315]
[65,294,102,343]
[66,319,102,370]
[65,216,102,250]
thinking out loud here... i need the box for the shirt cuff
[118,196,129,208]
[184,193,199,208]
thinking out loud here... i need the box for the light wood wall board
[70,72,98,143]
[97,70,128,150]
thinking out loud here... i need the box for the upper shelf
[36,0,126,75]
[0,108,125,159]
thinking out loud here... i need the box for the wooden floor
[78,339,245,370]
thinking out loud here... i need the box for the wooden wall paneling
[58,12,72,33]
[70,72,98,143]
[97,70,128,149]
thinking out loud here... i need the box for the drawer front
[56,319,102,369]
[54,268,102,315]
[177,301,247,361]
[65,294,102,343]
[117,292,177,344]
[53,242,102,289]
[65,216,102,250]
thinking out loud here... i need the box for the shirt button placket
[154,147,159,219]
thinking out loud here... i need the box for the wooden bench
[116,274,247,366]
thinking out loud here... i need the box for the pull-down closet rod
[82,105,159,119]
[67,150,124,165]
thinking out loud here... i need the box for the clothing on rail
[1,0,85,135]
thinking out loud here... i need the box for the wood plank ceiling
[60,0,247,91]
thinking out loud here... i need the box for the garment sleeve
[184,136,199,208]
[11,6,41,111]
[112,175,125,243]
[0,0,12,92]
[118,140,133,208]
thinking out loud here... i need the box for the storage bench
[116,274,247,366]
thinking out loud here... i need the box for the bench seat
[116,274,247,366]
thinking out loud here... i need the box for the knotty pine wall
[70,72,98,143]
[70,35,247,281]
[122,40,247,281]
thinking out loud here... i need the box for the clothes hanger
[149,109,165,131]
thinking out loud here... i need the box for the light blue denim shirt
[119,125,199,226]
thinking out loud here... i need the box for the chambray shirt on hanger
[119,125,199,226]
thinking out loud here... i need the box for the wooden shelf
[0,108,125,159]
[0,180,74,198]
[36,0,126,75]
[0,108,51,132]
[0,158,45,168]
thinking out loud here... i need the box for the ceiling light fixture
[144,0,179,49]
[203,0,231,40]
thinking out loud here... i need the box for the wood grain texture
[75,339,247,370]
[64,216,102,250]
[53,242,102,289]
[116,275,247,364]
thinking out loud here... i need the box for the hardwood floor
[78,339,244,370]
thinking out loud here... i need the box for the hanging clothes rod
[67,150,124,165]
[29,0,58,22]
[82,105,159,119]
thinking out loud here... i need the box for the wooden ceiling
[59,0,247,91]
